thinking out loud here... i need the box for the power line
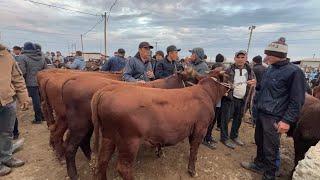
[106,0,118,22]
[23,0,100,17]
[82,17,104,36]
[254,29,320,34]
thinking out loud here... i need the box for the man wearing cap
[0,43,29,176]
[220,50,256,149]
[123,42,155,82]
[155,45,183,79]
[241,38,305,180]
[101,48,126,72]
[188,47,209,75]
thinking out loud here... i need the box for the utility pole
[155,42,158,51]
[81,34,84,52]
[313,53,315,59]
[247,25,256,57]
[103,12,107,57]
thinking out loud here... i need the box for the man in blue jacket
[123,42,155,82]
[67,51,85,70]
[101,48,126,72]
[241,38,306,180]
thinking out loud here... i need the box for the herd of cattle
[36,68,320,180]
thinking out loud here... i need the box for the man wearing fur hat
[241,38,306,180]
[0,44,29,176]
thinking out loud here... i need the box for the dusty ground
[4,110,294,180]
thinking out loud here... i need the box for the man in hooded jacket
[19,42,47,124]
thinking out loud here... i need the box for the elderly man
[188,47,209,75]
[101,48,126,72]
[220,50,256,149]
[241,38,306,180]
[155,45,183,79]
[123,42,155,82]
[0,44,29,176]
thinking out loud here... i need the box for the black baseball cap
[166,45,181,53]
[139,42,153,49]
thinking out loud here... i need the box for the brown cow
[37,70,122,159]
[312,85,320,99]
[292,94,320,168]
[61,68,199,180]
[91,74,230,180]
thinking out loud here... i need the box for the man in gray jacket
[123,42,155,82]
[19,42,47,124]
[189,47,209,75]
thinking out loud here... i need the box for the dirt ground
[4,109,294,180]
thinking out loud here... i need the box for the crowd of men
[0,37,308,180]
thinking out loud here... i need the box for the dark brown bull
[61,69,199,180]
[292,94,320,168]
[37,70,122,160]
[91,73,230,180]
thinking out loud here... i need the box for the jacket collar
[271,59,289,68]
[134,52,149,64]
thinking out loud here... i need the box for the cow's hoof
[188,170,198,177]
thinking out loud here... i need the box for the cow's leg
[116,138,140,180]
[52,116,68,160]
[80,125,93,160]
[94,138,116,180]
[65,130,87,180]
[188,128,204,177]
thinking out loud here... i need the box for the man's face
[264,55,281,65]
[190,53,197,62]
[139,47,151,60]
[57,52,61,56]
[155,54,163,61]
[168,51,179,61]
[13,49,21,56]
[234,54,247,67]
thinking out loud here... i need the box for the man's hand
[20,101,29,111]
[247,79,257,86]
[137,80,146,84]
[147,71,155,79]
[277,121,290,134]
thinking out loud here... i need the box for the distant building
[300,58,320,69]
[70,52,104,61]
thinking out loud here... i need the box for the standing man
[66,51,86,70]
[101,48,126,72]
[55,51,64,64]
[11,46,24,139]
[220,50,256,149]
[188,47,209,75]
[123,42,155,82]
[0,44,29,176]
[155,45,183,79]
[203,53,226,149]
[151,50,164,73]
[241,38,306,180]
[19,42,47,124]
[252,55,267,87]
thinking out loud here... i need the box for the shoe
[3,158,25,168]
[32,120,42,124]
[0,165,11,176]
[232,138,245,146]
[221,139,236,149]
[202,140,217,150]
[241,161,264,174]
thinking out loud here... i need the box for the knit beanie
[215,53,224,63]
[23,42,36,53]
[264,37,288,58]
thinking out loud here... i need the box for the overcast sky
[1,0,320,61]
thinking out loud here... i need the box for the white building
[300,58,320,69]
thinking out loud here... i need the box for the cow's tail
[91,88,104,157]
[40,78,56,131]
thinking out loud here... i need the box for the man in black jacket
[252,55,267,87]
[241,38,306,180]
[155,45,183,79]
